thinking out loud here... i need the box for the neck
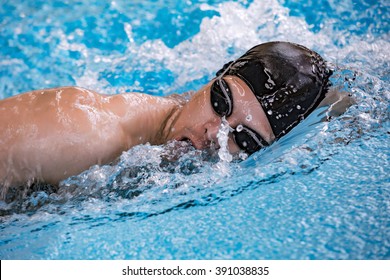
[114,92,185,149]
[155,103,182,144]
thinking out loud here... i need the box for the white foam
[216,117,233,162]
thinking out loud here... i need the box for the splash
[216,116,233,162]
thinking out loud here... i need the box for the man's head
[171,41,332,155]
[214,41,332,140]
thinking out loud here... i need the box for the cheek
[189,90,211,116]
[184,101,203,121]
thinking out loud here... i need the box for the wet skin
[0,76,272,192]
[0,87,178,190]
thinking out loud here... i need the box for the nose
[204,119,222,147]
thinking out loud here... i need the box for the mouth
[178,137,196,148]
[178,137,207,150]
[178,137,220,151]
[172,137,221,160]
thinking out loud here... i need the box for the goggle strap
[242,127,269,148]
[217,78,233,117]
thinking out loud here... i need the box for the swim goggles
[210,64,269,154]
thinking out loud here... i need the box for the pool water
[0,0,389,259]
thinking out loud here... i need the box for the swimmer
[0,41,350,197]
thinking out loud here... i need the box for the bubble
[246,115,252,121]
[236,124,244,132]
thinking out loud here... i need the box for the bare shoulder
[33,86,102,100]
[0,86,107,131]
[0,86,102,104]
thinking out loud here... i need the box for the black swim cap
[216,41,332,139]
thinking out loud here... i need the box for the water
[0,0,389,259]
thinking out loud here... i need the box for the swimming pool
[0,0,389,259]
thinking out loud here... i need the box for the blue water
[0,0,389,259]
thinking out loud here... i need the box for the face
[170,75,275,154]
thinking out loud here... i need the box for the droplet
[239,152,248,160]
[214,102,218,107]
[267,110,273,115]
[246,115,252,121]
[242,141,247,147]
[236,124,244,132]
[296,105,301,110]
